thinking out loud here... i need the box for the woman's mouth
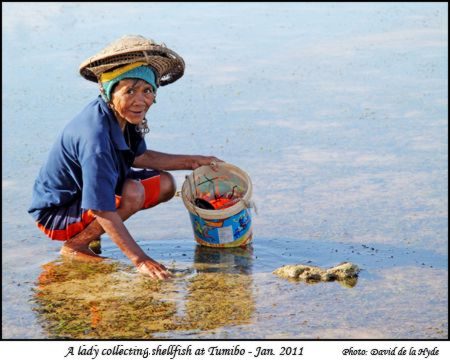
[130,110,145,116]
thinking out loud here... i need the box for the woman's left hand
[190,156,224,171]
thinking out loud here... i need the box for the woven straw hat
[79,35,185,86]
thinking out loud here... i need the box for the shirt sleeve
[80,152,119,211]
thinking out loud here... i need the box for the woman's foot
[60,244,106,262]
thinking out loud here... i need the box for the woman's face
[110,78,155,127]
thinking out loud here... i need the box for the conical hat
[79,35,185,86]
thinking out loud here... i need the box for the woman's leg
[156,171,177,204]
[61,179,146,260]
[61,171,176,260]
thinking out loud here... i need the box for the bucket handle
[176,169,202,202]
[243,199,258,215]
[185,171,204,219]
[184,167,199,201]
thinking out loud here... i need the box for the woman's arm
[133,150,223,170]
[93,209,171,280]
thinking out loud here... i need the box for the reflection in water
[184,245,255,330]
[193,244,254,274]
[33,247,255,338]
[33,259,177,339]
[337,276,358,288]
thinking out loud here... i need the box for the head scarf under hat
[100,62,158,102]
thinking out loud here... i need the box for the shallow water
[5,238,447,339]
[2,3,448,339]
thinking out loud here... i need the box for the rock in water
[326,262,360,279]
[273,262,360,287]
[273,265,308,279]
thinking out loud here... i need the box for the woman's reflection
[33,244,256,338]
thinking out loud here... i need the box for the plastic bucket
[181,163,253,248]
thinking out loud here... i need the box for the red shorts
[36,169,160,241]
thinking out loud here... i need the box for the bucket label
[189,208,252,246]
[217,225,234,243]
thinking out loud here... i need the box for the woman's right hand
[136,258,172,280]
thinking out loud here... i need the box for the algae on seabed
[181,272,254,330]
[32,258,255,338]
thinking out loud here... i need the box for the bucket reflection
[183,245,255,330]
[193,244,254,274]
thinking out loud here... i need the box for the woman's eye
[144,88,154,95]
[126,88,135,94]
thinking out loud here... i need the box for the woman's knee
[121,179,145,212]
[159,171,176,203]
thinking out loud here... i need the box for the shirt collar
[98,96,129,151]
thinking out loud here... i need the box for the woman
[28,35,222,280]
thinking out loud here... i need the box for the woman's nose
[134,92,151,106]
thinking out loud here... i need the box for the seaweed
[32,258,255,338]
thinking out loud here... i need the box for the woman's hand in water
[136,258,172,280]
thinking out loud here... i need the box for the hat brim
[79,37,185,87]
